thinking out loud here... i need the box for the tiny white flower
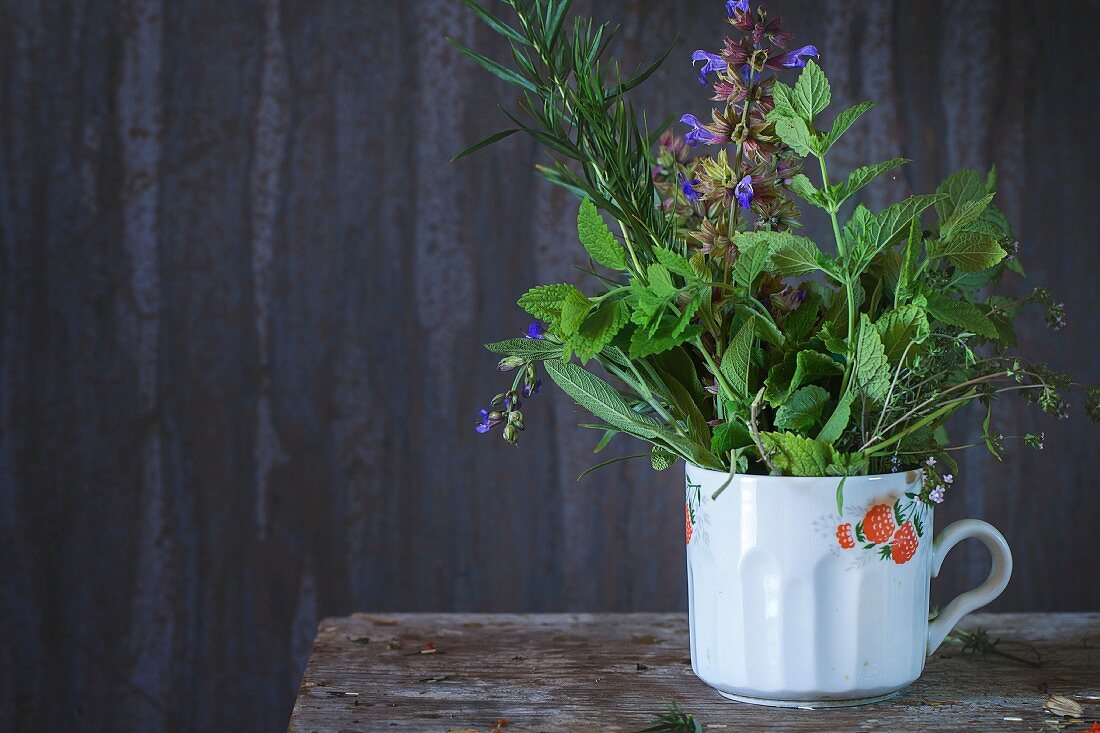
[942,473,954,485]
[925,456,937,467]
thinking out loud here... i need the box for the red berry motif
[891,522,919,564]
[685,504,693,545]
[862,504,897,544]
[836,522,855,549]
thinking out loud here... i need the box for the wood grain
[288,612,1100,733]
[1,1,1098,732]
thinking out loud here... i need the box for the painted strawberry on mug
[862,503,897,544]
[685,503,694,545]
[836,522,855,549]
[891,522,919,564]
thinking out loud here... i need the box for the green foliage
[774,385,831,431]
[853,314,891,402]
[761,432,839,476]
[469,3,1092,478]
[577,198,628,270]
[793,60,831,121]
[819,101,874,154]
[720,319,755,397]
[571,299,629,362]
[518,283,586,327]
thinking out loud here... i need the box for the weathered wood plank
[288,613,1100,732]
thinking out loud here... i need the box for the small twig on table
[947,627,1046,668]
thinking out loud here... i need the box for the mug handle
[926,519,1013,655]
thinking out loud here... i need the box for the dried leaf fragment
[1043,695,1083,717]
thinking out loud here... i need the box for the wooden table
[288,613,1100,732]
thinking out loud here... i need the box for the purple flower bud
[735,175,754,210]
[475,408,504,434]
[691,50,728,85]
[678,173,702,202]
[727,0,750,15]
[522,379,542,398]
[680,114,719,147]
[525,321,548,339]
[775,44,819,69]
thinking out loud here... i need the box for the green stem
[861,392,975,458]
[696,337,736,403]
[818,154,859,396]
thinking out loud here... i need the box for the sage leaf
[720,319,756,397]
[544,360,661,438]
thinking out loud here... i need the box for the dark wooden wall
[1,1,1098,731]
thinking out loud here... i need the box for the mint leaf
[712,420,753,456]
[769,233,830,277]
[847,194,942,277]
[793,60,831,121]
[942,192,995,239]
[518,283,586,326]
[926,294,998,339]
[765,350,844,405]
[820,101,874,153]
[629,317,702,358]
[875,304,930,365]
[559,287,593,336]
[577,198,627,271]
[720,319,755,397]
[773,116,815,156]
[647,263,678,298]
[853,313,891,402]
[894,218,923,308]
[817,391,854,443]
[771,80,798,118]
[774,385,831,432]
[760,431,838,476]
[570,299,629,362]
[834,158,909,204]
[935,168,986,223]
[788,173,831,210]
[938,230,1006,272]
[653,246,695,278]
[731,234,776,290]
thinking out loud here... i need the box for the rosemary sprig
[635,701,703,733]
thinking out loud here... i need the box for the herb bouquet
[457,0,1097,500]
[454,0,1098,706]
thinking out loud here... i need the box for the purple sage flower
[691,50,728,85]
[678,173,702,202]
[774,44,819,68]
[475,408,503,434]
[680,114,719,147]
[727,0,750,15]
[735,175,754,210]
[521,379,542,398]
[525,321,547,339]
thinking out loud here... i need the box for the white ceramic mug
[684,465,1012,707]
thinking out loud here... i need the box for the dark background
[2,0,1098,731]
